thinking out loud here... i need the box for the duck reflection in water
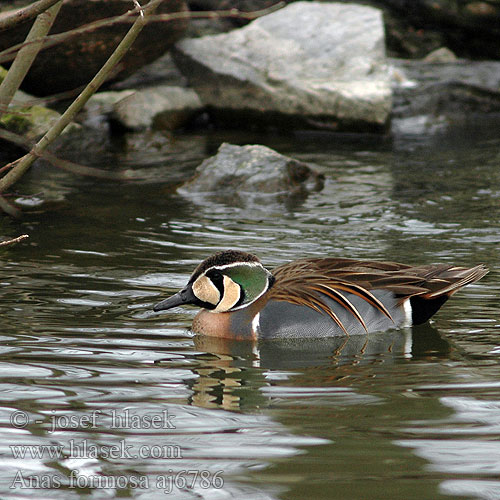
[186,324,451,411]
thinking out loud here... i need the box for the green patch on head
[225,264,270,304]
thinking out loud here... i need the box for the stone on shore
[180,143,324,203]
[173,2,392,132]
[112,85,203,130]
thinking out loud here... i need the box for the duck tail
[410,264,488,325]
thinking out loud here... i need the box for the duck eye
[208,270,223,283]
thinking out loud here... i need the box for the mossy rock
[1,66,79,140]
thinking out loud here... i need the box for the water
[0,119,499,499]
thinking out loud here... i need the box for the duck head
[153,250,275,313]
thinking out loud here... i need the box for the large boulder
[173,2,392,132]
[180,143,324,203]
[0,0,188,96]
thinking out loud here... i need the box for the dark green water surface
[0,120,499,499]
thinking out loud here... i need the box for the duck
[153,250,488,339]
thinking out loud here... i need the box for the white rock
[173,2,392,131]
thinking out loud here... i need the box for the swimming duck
[153,250,488,339]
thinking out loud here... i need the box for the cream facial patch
[214,276,241,312]
[192,275,220,306]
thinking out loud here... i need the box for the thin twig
[0,157,21,176]
[0,124,141,181]
[0,0,61,32]
[6,86,85,109]
[133,0,145,19]
[0,234,29,246]
[43,150,139,180]
[0,3,285,64]
[0,2,145,64]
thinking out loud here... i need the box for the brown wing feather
[270,257,488,328]
[271,278,350,334]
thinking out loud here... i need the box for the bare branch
[42,151,139,180]
[0,124,140,181]
[0,0,162,196]
[0,234,29,246]
[0,3,285,64]
[151,3,285,23]
[0,2,145,64]
[0,1,63,118]
[0,0,61,32]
